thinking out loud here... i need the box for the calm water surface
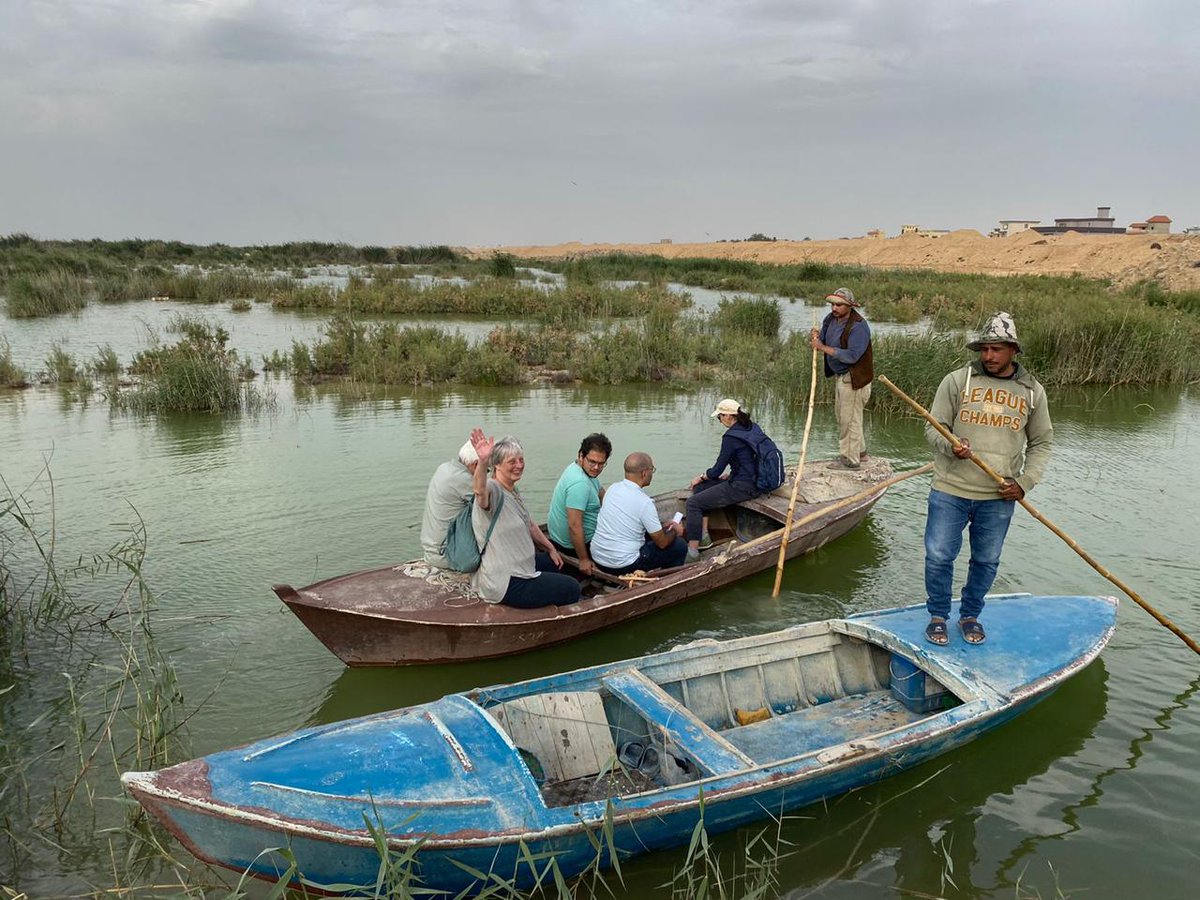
[1,307,1197,898]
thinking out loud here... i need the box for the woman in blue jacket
[684,398,767,563]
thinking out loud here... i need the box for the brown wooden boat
[275,459,909,666]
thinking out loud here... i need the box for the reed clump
[117,317,265,413]
[1,339,29,387]
[91,344,122,378]
[713,295,782,338]
[5,269,89,317]
[270,277,686,323]
[291,315,525,386]
[44,343,81,383]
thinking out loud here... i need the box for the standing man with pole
[810,287,873,469]
[922,312,1053,646]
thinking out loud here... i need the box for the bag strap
[480,490,505,552]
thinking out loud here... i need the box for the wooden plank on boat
[601,668,753,775]
[488,692,615,782]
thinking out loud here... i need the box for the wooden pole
[733,462,933,558]
[877,374,1200,657]
[772,316,820,597]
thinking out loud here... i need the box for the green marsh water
[1,303,1198,898]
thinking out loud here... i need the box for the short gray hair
[491,436,524,467]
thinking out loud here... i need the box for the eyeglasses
[582,455,608,469]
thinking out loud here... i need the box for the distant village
[707,207,1193,246]
[871,206,1180,240]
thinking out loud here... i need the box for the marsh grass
[292,316,524,386]
[271,277,686,325]
[712,296,782,338]
[1,339,29,387]
[490,252,519,278]
[118,317,268,413]
[0,470,193,896]
[44,343,80,384]
[91,344,122,379]
[5,269,89,317]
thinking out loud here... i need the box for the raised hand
[470,427,495,465]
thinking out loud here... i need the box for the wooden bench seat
[601,669,754,776]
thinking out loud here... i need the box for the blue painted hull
[123,594,1116,894]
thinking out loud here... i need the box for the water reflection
[771,659,1109,898]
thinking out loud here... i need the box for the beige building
[992,219,1041,237]
[1145,215,1171,235]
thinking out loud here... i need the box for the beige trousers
[835,374,871,461]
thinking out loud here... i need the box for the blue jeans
[598,537,689,576]
[924,489,1015,621]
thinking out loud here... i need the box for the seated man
[591,452,688,576]
[419,439,479,568]
[547,433,612,576]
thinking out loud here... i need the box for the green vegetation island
[3,234,1199,416]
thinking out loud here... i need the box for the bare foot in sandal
[925,618,949,646]
[959,617,986,644]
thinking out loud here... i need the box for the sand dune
[478,231,1200,291]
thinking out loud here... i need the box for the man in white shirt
[590,452,688,575]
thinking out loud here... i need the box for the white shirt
[591,479,662,568]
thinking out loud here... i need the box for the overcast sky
[2,0,1197,246]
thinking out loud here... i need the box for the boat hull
[125,593,1117,895]
[278,472,889,665]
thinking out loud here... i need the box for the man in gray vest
[811,287,874,469]
[419,440,480,567]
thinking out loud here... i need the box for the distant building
[991,219,1040,237]
[866,229,886,239]
[659,238,673,244]
[1145,215,1172,235]
[1033,206,1126,235]
[1127,221,1148,234]
[899,224,949,238]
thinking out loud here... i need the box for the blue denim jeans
[598,537,689,576]
[924,489,1015,621]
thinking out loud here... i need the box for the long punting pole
[772,323,820,597]
[878,374,1200,657]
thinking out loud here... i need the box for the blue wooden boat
[122,593,1116,895]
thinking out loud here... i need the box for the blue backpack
[729,425,786,492]
[444,492,505,573]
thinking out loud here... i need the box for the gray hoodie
[925,360,1053,500]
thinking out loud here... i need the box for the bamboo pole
[772,316,821,597]
[732,462,933,558]
[877,374,1200,657]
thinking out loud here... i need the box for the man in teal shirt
[547,434,612,576]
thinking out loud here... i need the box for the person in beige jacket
[923,312,1052,647]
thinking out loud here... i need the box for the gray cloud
[1,0,1196,244]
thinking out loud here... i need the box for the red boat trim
[425,711,474,771]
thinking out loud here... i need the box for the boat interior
[552,491,790,597]
[484,624,964,807]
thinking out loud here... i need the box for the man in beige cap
[811,287,873,469]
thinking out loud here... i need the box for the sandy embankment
[477,229,1200,291]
